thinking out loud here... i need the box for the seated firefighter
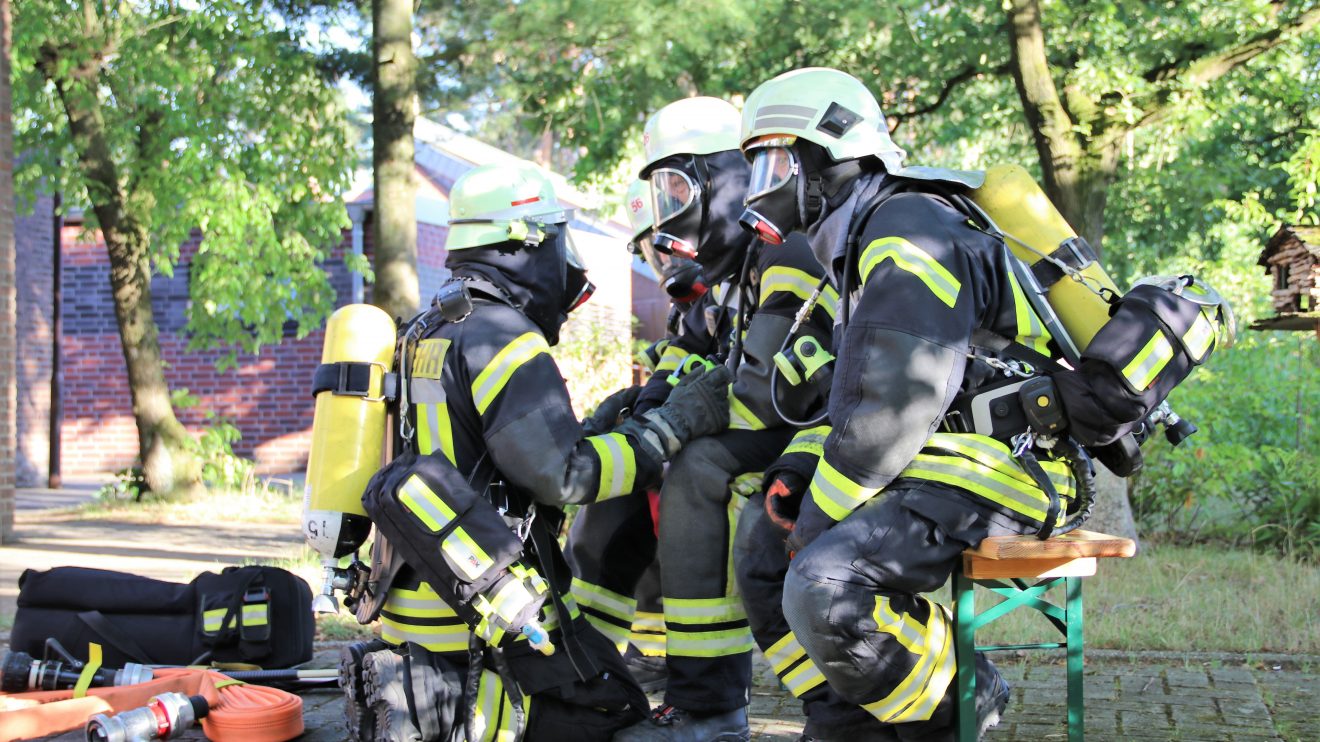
[733,67,1234,740]
[341,162,732,742]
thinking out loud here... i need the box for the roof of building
[1259,224,1320,269]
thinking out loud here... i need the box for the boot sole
[339,640,381,742]
[363,648,422,742]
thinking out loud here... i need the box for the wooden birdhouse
[1251,224,1320,335]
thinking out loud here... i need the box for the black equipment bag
[11,565,313,669]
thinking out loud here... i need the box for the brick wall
[1,2,16,542]
[15,194,54,486]
[54,223,355,475]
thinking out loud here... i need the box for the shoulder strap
[77,610,155,664]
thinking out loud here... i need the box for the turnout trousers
[783,482,1024,741]
[569,428,793,714]
[567,490,664,656]
[735,493,893,740]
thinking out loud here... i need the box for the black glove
[651,364,731,443]
[582,385,642,435]
[615,364,732,463]
[764,471,807,536]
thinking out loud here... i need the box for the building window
[1275,265,1290,291]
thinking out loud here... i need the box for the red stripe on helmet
[510,196,541,206]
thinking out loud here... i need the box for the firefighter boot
[976,657,1012,737]
[362,647,423,742]
[613,703,750,742]
[339,638,390,742]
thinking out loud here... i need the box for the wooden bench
[953,529,1136,741]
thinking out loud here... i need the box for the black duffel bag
[10,565,313,669]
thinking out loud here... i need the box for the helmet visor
[745,146,799,204]
[649,168,701,232]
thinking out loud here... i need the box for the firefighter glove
[582,384,643,435]
[617,364,731,463]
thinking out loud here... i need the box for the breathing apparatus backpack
[819,163,1232,535]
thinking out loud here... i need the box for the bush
[1131,332,1320,561]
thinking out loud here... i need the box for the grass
[934,542,1320,654]
[65,480,302,525]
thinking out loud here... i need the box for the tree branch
[1136,5,1320,128]
[888,62,1009,132]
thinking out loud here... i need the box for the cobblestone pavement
[288,649,1318,742]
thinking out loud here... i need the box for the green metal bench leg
[954,564,977,741]
[1066,575,1084,742]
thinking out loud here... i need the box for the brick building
[14,119,666,483]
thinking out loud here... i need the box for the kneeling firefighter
[737,68,1233,740]
[602,96,837,742]
[330,162,732,742]
[565,179,716,692]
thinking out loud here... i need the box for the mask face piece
[649,166,702,259]
[561,229,594,314]
[740,145,802,245]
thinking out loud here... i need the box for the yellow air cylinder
[303,304,396,561]
[969,164,1120,353]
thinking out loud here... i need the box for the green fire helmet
[740,67,905,172]
[640,96,742,178]
[446,162,570,251]
[624,179,654,241]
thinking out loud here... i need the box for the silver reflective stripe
[758,104,816,118]
[411,377,447,404]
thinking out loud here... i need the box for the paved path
[4,508,1316,741]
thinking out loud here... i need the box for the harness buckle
[1010,431,1035,458]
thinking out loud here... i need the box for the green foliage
[190,418,257,491]
[1132,334,1320,561]
[13,1,355,368]
[550,310,634,419]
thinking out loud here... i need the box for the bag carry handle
[77,610,155,665]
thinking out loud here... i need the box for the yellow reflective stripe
[860,236,961,308]
[656,344,691,373]
[783,425,830,457]
[728,389,765,431]
[809,458,880,522]
[486,575,535,622]
[441,526,494,581]
[399,474,458,533]
[1184,312,1215,362]
[873,596,924,655]
[382,591,458,618]
[412,338,450,380]
[203,608,229,633]
[765,632,807,674]
[472,669,502,742]
[760,266,839,320]
[1007,267,1053,356]
[781,656,827,698]
[665,596,746,625]
[472,332,550,415]
[416,401,456,465]
[379,616,470,653]
[570,578,637,623]
[729,471,763,499]
[630,634,667,657]
[666,627,755,658]
[584,614,632,652]
[1122,332,1174,392]
[537,593,580,632]
[242,604,268,627]
[632,611,665,632]
[863,599,954,723]
[586,432,637,501]
[903,454,1058,524]
[926,433,1037,488]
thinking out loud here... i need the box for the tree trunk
[372,0,419,321]
[44,48,197,493]
[1,0,17,542]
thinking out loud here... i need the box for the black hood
[445,231,581,345]
[694,149,758,285]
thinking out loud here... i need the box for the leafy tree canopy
[14,0,356,364]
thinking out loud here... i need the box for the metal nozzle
[313,559,340,614]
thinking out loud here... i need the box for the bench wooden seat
[954,529,1136,742]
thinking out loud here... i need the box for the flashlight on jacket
[1,648,153,693]
[85,692,209,742]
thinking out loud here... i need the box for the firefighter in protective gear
[566,180,715,692]
[603,97,836,742]
[739,67,1228,740]
[350,161,733,742]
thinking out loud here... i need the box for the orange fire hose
[0,667,303,742]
